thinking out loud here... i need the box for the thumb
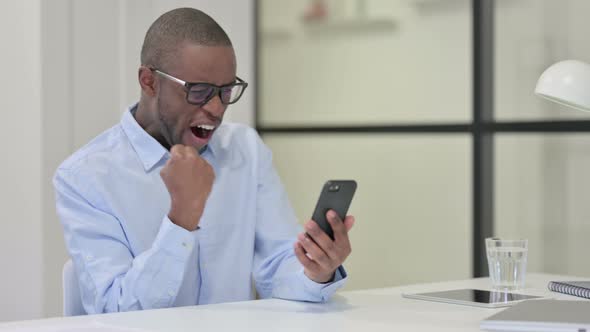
[343,215,355,232]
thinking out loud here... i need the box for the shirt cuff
[152,216,196,259]
[299,266,347,302]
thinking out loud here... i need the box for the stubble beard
[156,97,181,150]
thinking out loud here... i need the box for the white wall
[259,0,471,126]
[259,0,590,290]
[1,0,254,321]
[494,0,590,278]
[0,0,44,321]
[259,0,473,290]
[266,135,472,290]
[495,0,590,121]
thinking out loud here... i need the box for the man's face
[155,42,237,151]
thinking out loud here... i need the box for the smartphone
[311,180,357,240]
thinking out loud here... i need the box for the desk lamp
[535,60,590,111]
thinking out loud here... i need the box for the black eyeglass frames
[150,68,248,106]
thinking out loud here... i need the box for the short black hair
[140,8,232,68]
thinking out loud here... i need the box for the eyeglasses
[150,68,248,106]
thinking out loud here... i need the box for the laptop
[480,299,590,331]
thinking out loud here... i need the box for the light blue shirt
[54,105,346,314]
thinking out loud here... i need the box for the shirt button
[86,255,93,261]
[182,242,192,250]
[168,290,175,297]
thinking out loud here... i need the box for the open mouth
[190,124,216,140]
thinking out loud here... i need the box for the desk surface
[1,273,587,332]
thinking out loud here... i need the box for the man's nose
[201,94,226,118]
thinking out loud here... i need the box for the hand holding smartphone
[311,180,357,240]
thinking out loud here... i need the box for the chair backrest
[63,259,85,316]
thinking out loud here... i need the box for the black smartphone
[311,180,357,240]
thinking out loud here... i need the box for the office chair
[62,259,85,316]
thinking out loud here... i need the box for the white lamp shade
[535,60,590,112]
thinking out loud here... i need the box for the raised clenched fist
[160,145,215,231]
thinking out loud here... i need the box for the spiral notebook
[548,281,590,299]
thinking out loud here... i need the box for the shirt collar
[120,103,219,171]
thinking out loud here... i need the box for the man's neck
[133,101,171,150]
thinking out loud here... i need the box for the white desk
[1,273,586,332]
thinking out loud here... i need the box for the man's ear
[138,66,157,97]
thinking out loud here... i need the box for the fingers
[304,221,336,260]
[343,215,355,232]
[294,241,333,283]
[170,145,198,160]
[162,145,191,178]
[315,210,353,262]
[170,144,184,157]
[296,213,355,283]
[293,241,319,271]
[325,210,346,242]
[326,211,354,245]
[167,145,213,173]
[297,232,334,270]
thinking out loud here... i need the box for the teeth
[196,124,215,130]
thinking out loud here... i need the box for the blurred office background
[2,0,590,322]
